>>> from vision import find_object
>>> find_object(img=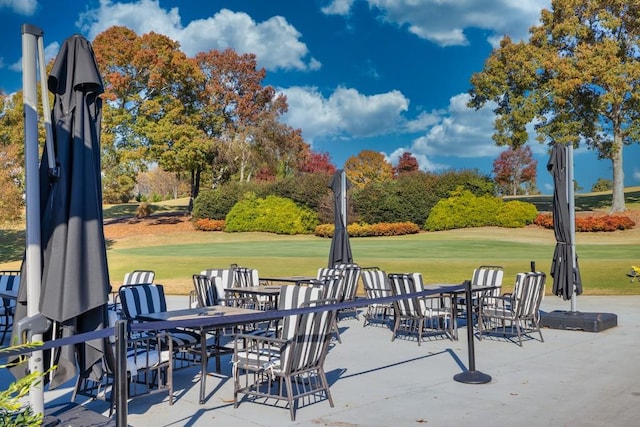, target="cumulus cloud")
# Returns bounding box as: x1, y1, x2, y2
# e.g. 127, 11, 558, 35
279, 86, 409, 141
77, 0, 319, 71
325, 0, 551, 47
0, 0, 38, 15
